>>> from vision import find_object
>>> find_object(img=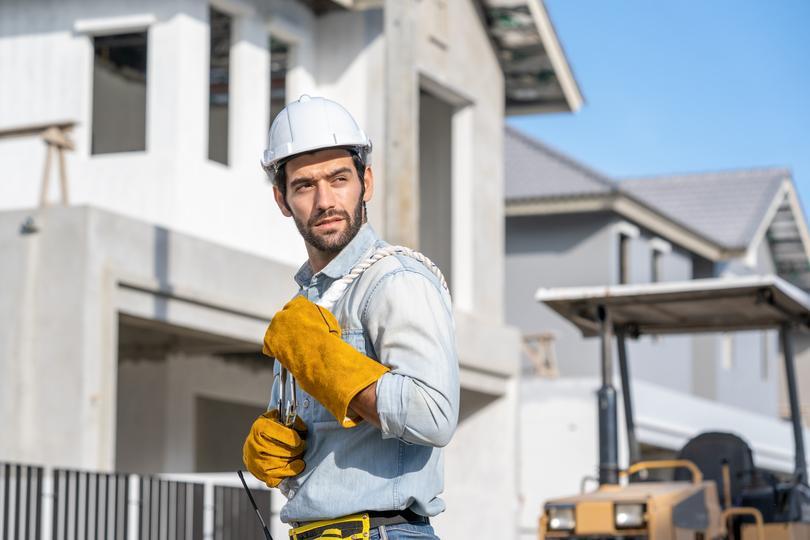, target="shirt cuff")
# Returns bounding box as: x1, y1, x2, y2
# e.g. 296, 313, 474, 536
375, 371, 408, 440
